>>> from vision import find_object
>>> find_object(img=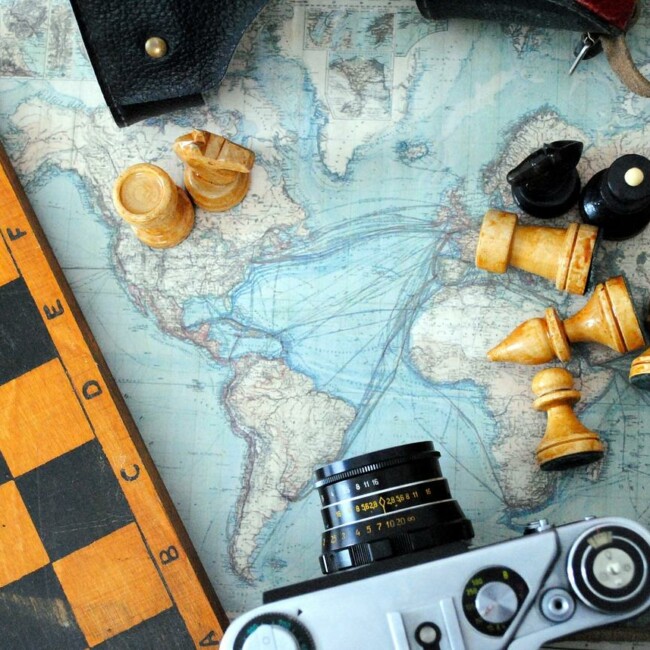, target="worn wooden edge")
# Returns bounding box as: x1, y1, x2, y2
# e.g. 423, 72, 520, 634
0, 142, 230, 634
